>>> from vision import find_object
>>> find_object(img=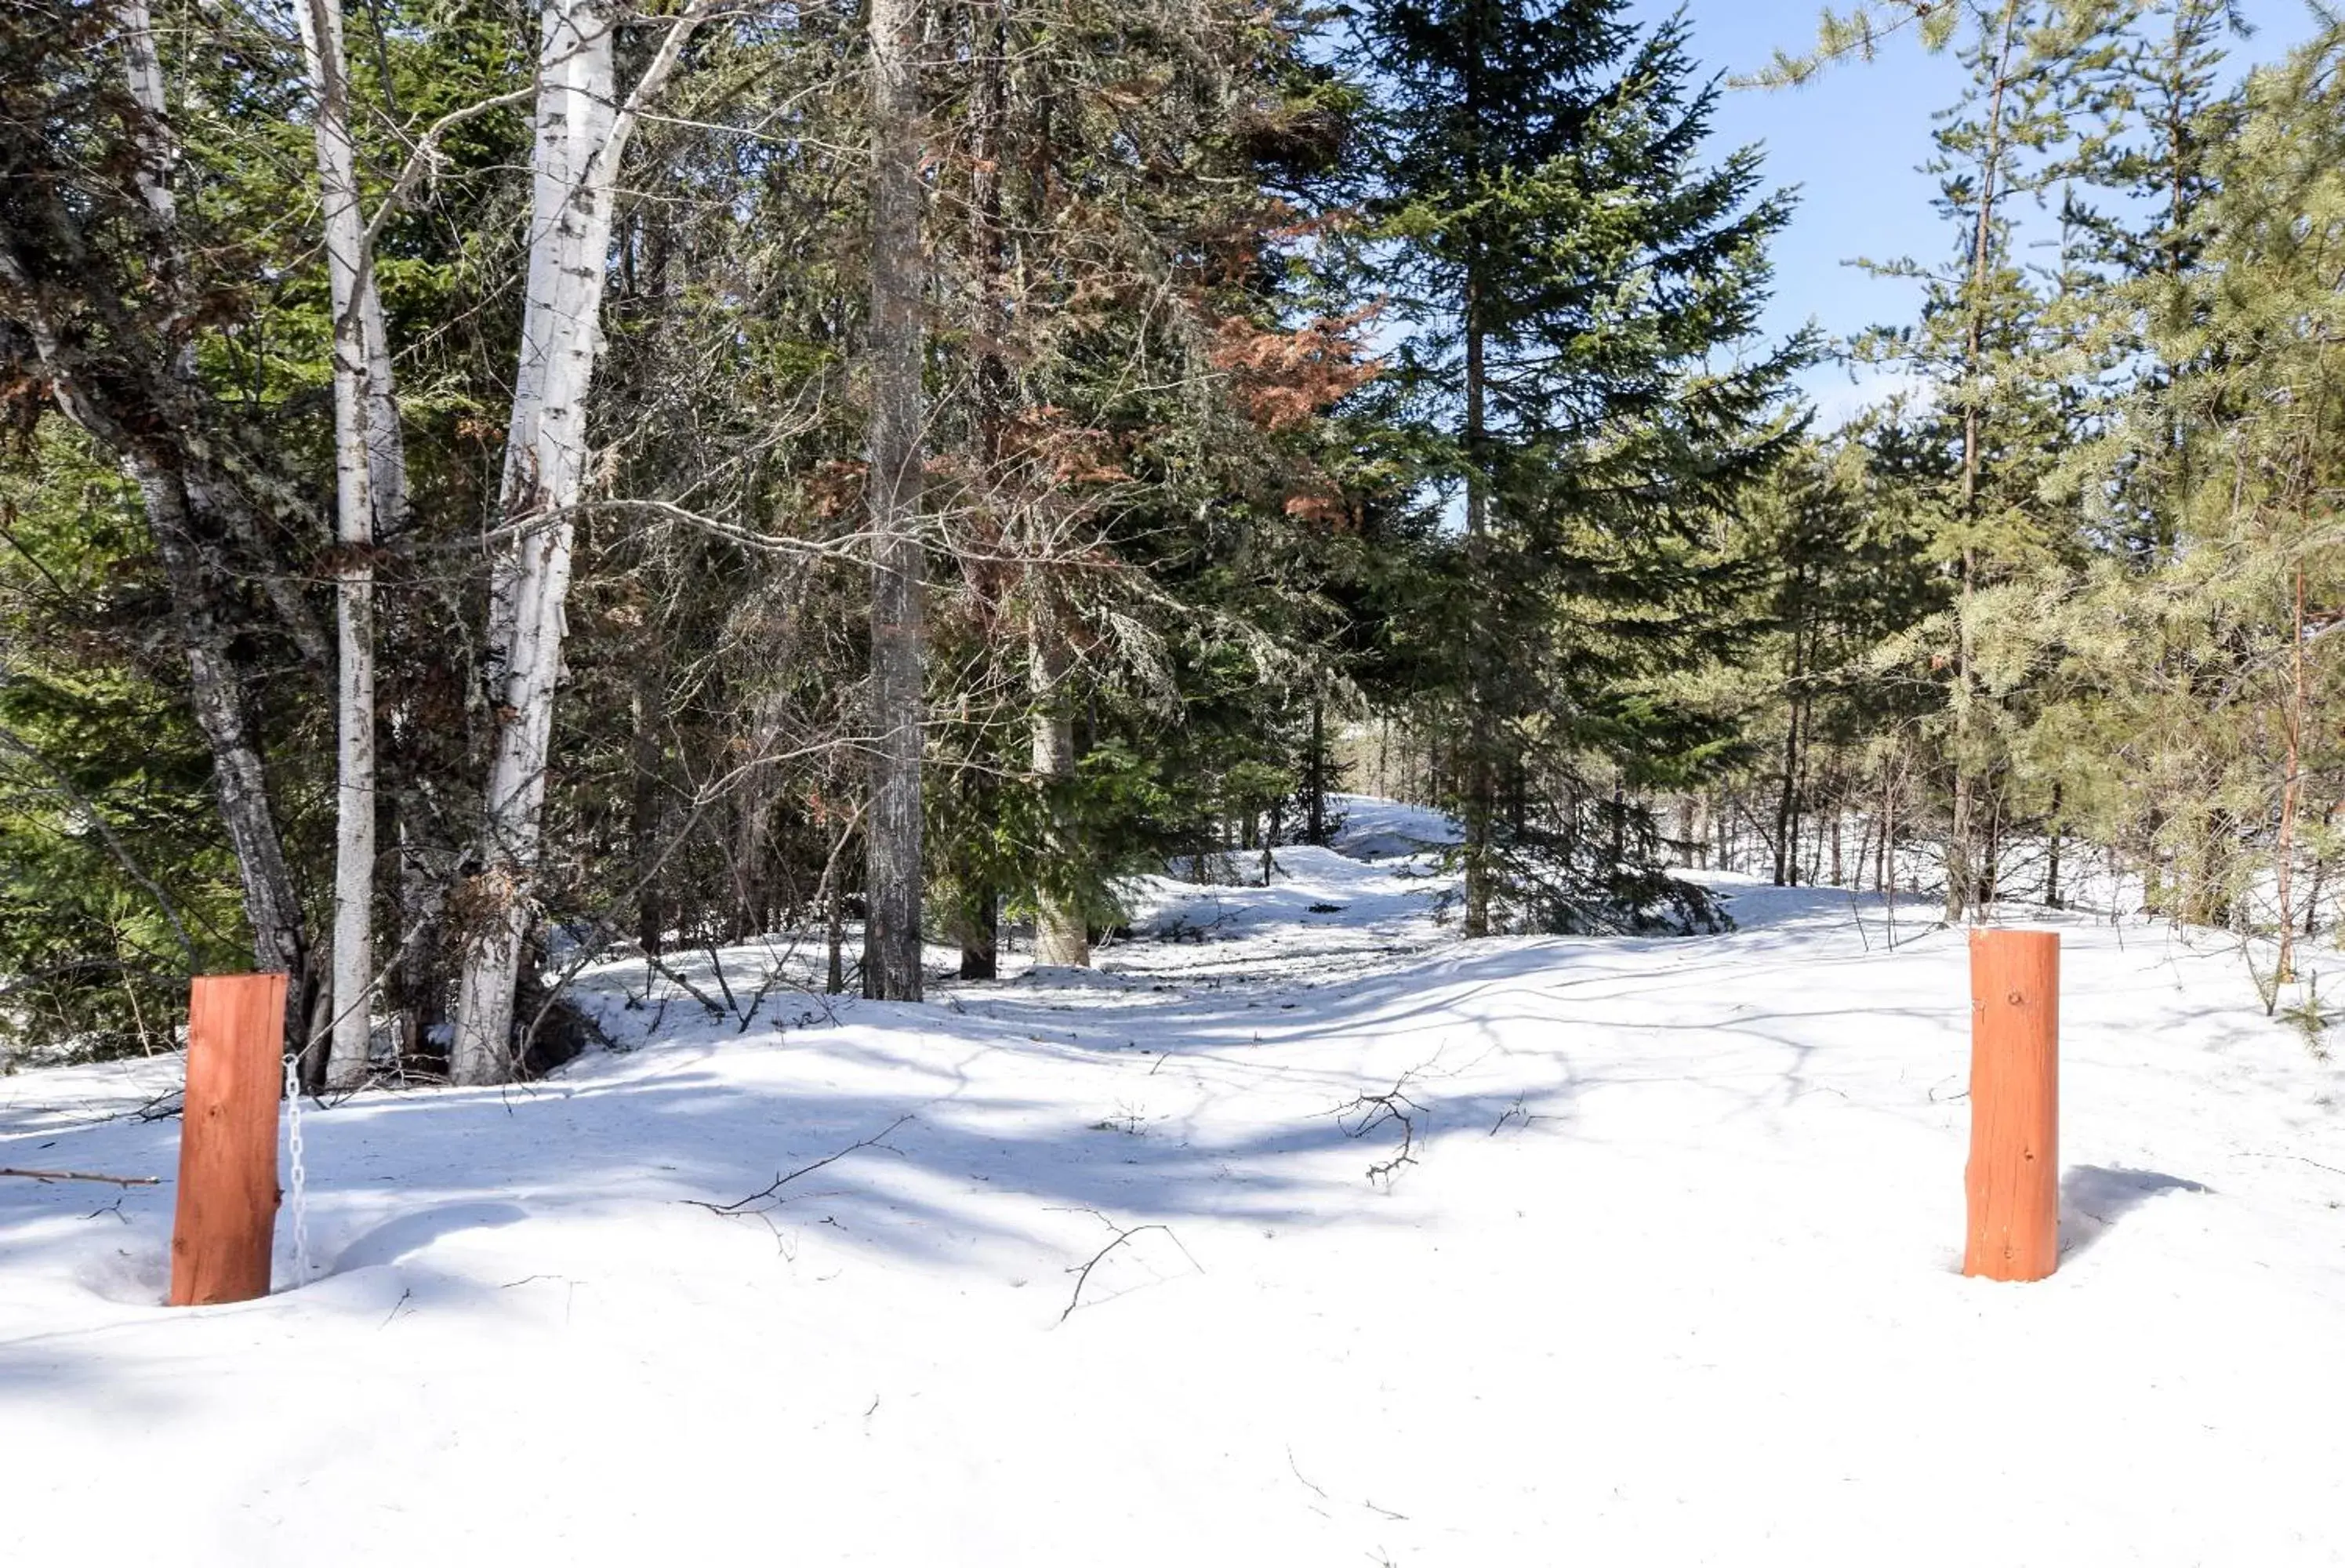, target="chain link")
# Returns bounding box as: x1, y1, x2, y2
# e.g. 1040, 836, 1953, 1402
282, 1054, 310, 1287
